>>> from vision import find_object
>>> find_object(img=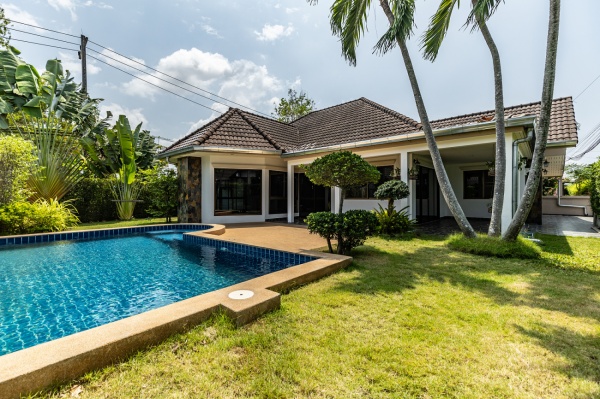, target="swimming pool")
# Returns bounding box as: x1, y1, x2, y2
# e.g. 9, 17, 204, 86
0, 227, 315, 356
